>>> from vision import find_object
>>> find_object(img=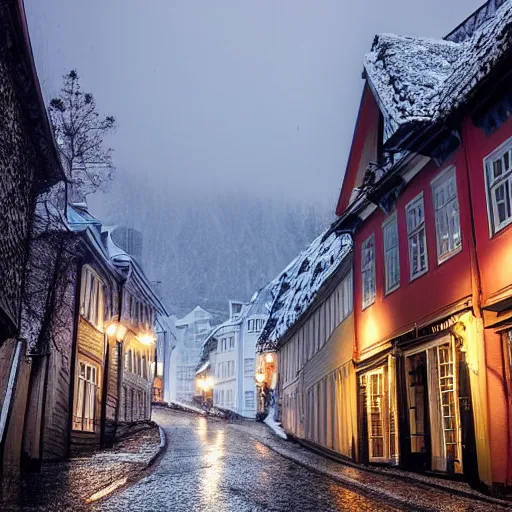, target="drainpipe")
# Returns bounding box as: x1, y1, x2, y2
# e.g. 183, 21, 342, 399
461, 121, 484, 317
461, 120, 492, 488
